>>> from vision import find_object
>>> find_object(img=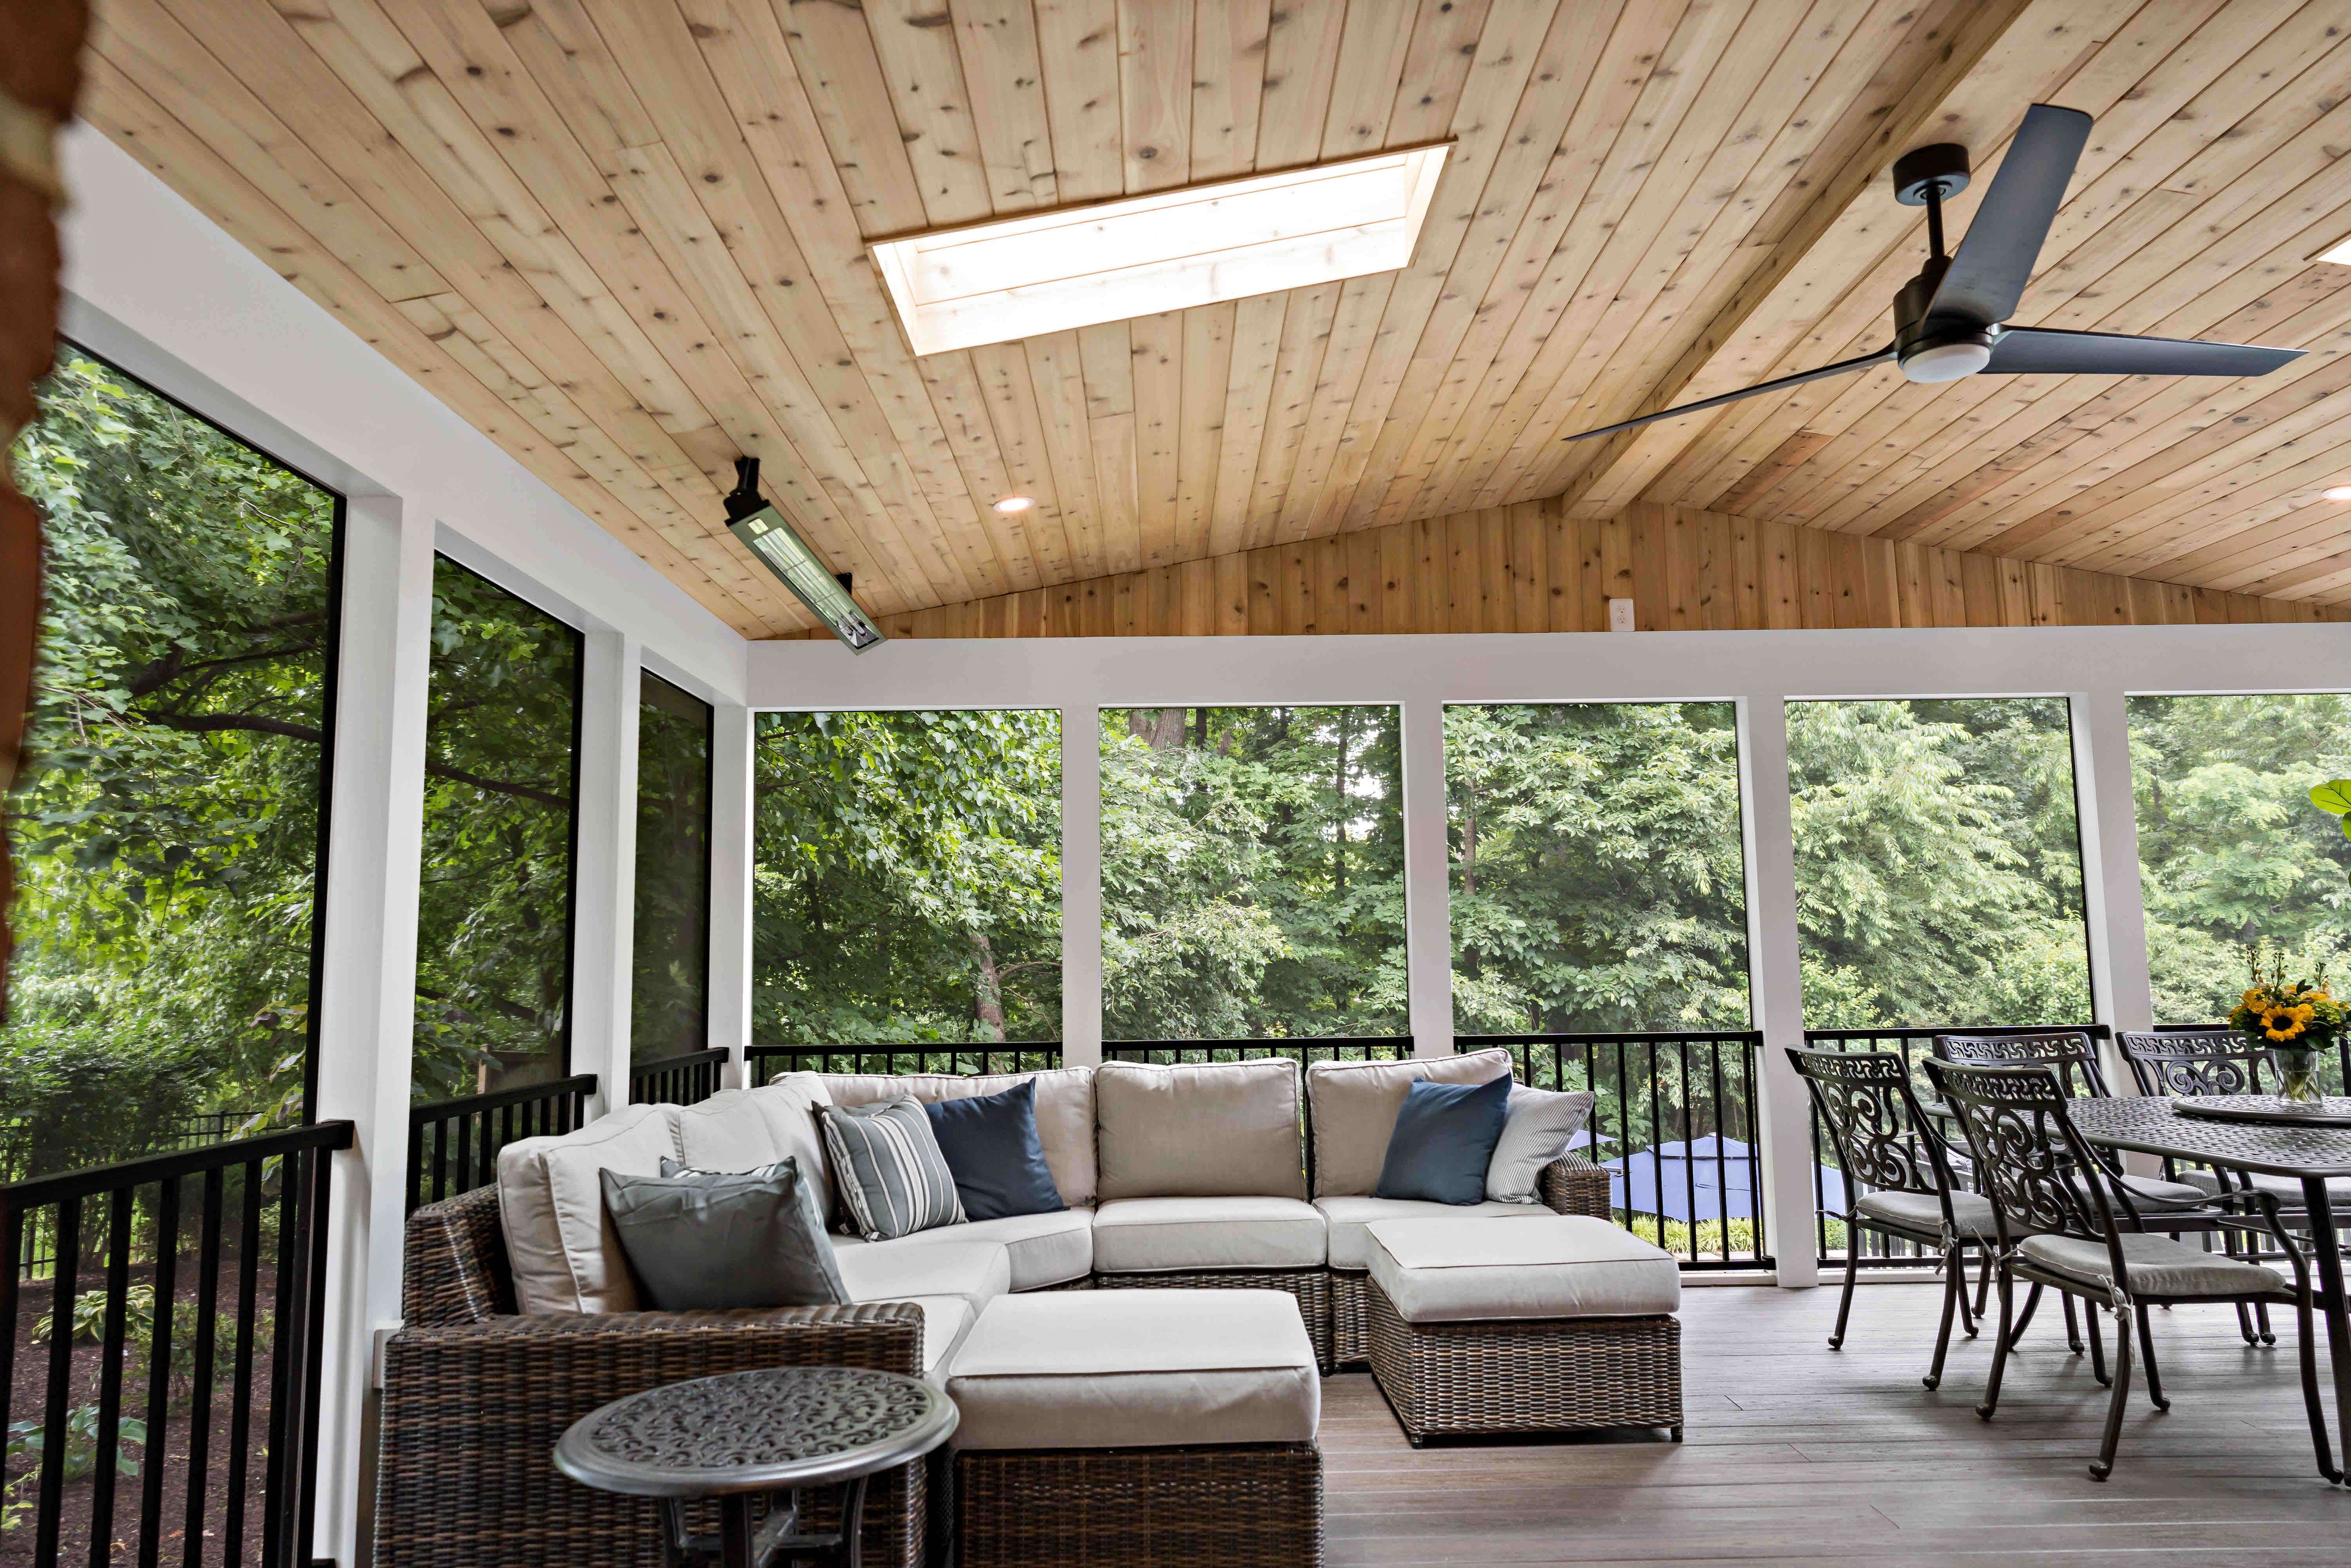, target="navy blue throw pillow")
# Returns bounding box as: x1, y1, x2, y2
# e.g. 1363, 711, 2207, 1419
924, 1080, 1067, 1221
1374, 1075, 1513, 1205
